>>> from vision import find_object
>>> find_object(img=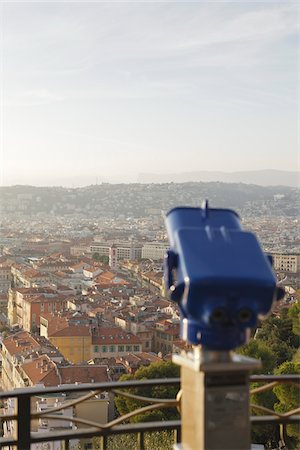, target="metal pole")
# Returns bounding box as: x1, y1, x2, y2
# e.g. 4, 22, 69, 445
17, 395, 31, 450
174, 348, 260, 450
